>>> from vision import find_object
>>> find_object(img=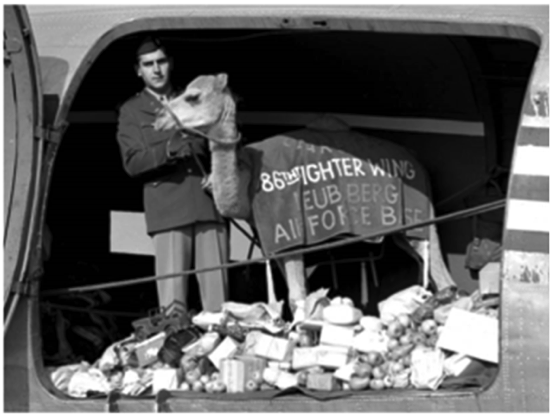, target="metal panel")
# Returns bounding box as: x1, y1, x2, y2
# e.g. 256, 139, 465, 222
25, 5, 547, 130
3, 6, 43, 316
